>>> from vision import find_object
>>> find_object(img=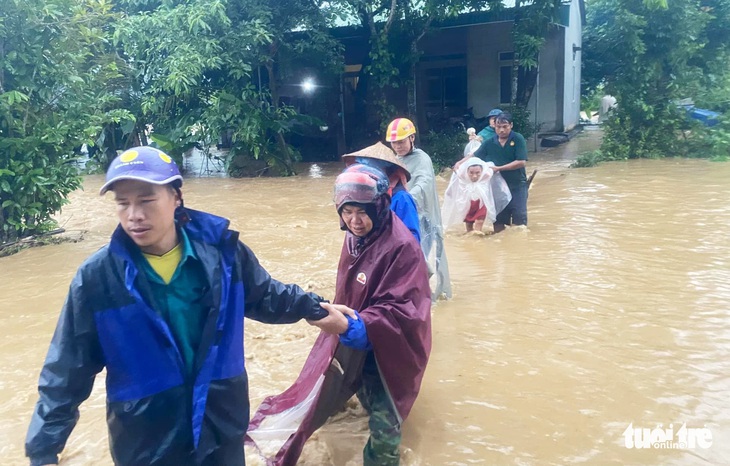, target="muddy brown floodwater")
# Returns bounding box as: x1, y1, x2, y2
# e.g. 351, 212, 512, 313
1, 130, 729, 465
